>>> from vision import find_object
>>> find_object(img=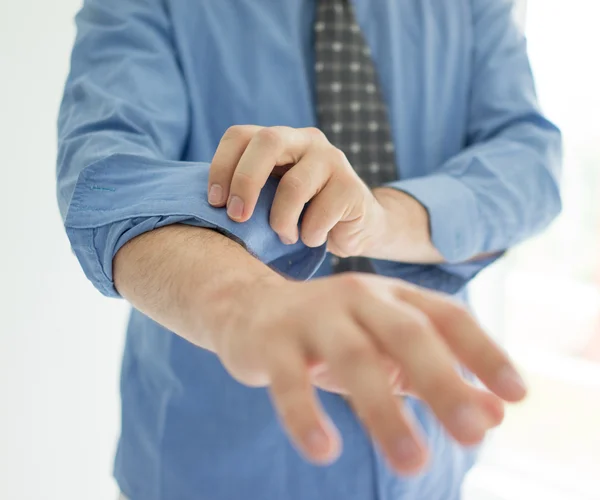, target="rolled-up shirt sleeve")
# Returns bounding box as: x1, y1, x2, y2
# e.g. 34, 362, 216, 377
386, 0, 562, 280
57, 0, 324, 298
